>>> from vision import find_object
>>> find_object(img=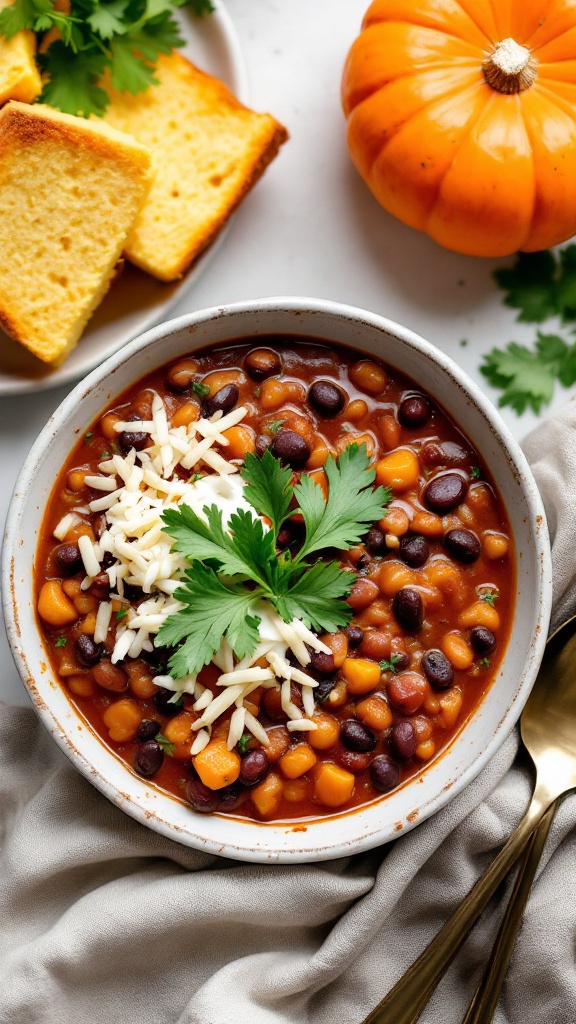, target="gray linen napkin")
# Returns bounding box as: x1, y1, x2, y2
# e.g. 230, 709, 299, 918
2, 401, 575, 1024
